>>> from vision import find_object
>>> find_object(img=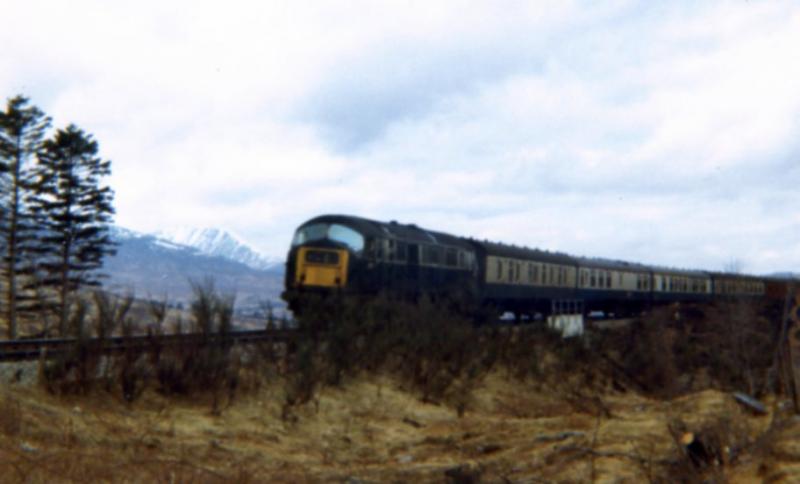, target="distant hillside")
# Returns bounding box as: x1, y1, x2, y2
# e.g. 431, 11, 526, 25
103, 227, 286, 315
